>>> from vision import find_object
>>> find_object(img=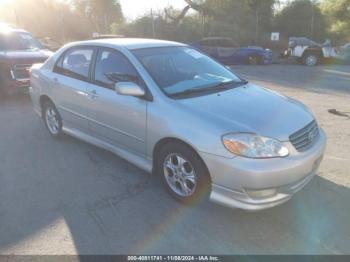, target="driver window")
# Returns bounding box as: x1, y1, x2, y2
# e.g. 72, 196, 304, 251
219, 39, 238, 48
94, 49, 140, 89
